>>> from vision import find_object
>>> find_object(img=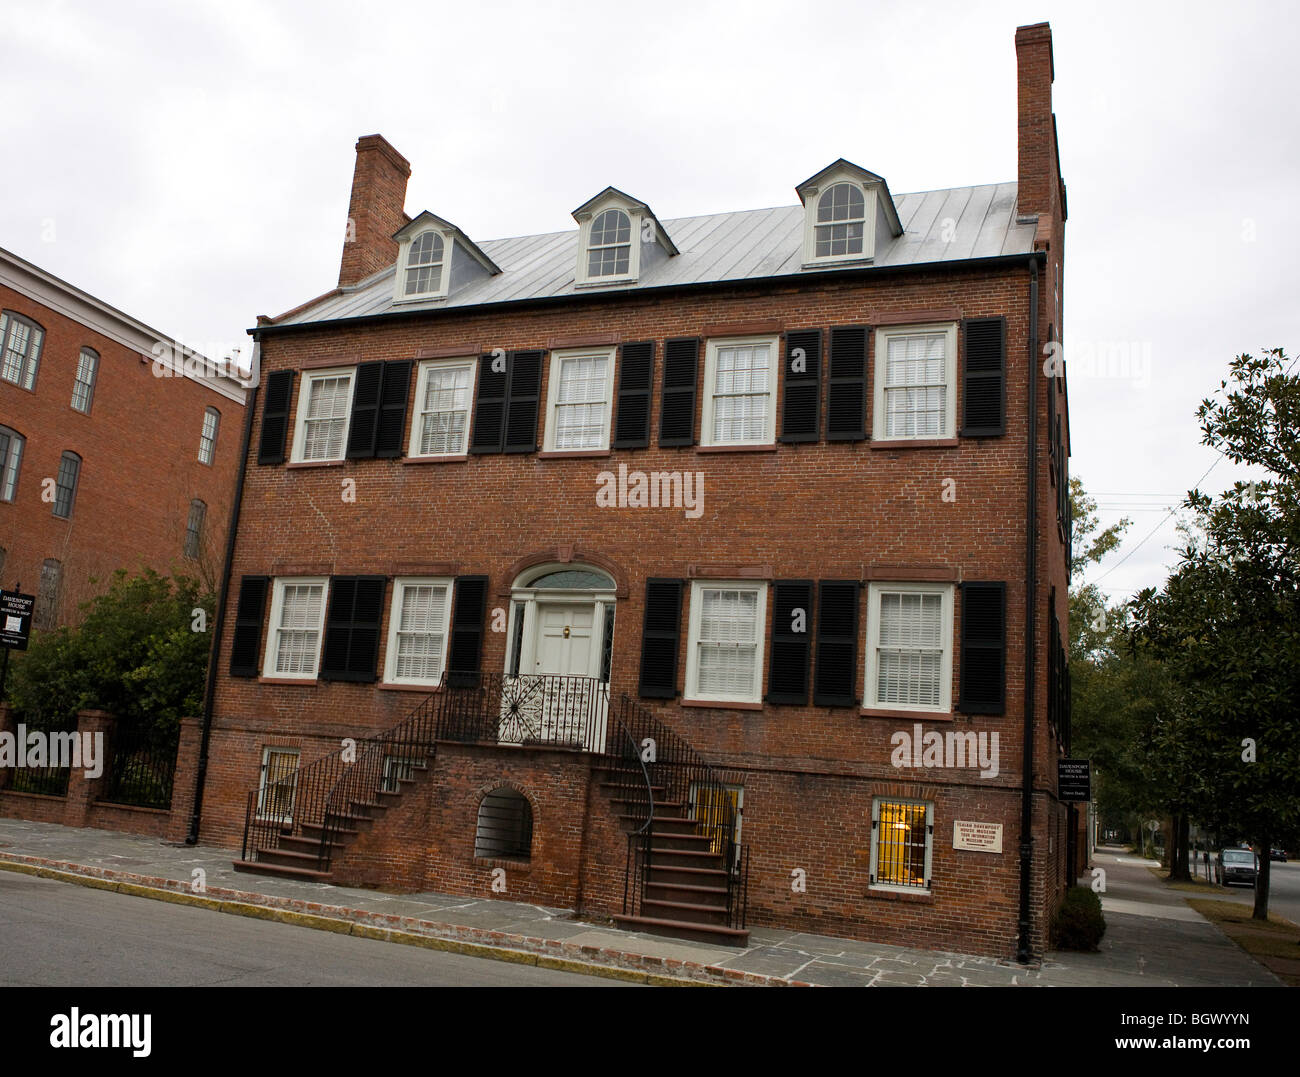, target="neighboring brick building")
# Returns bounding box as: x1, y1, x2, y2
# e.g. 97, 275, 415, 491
0, 249, 247, 625
203, 22, 1074, 959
